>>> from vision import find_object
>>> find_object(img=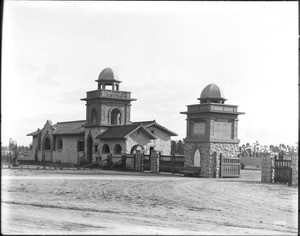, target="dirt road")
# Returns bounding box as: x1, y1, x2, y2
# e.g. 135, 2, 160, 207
1, 168, 298, 235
